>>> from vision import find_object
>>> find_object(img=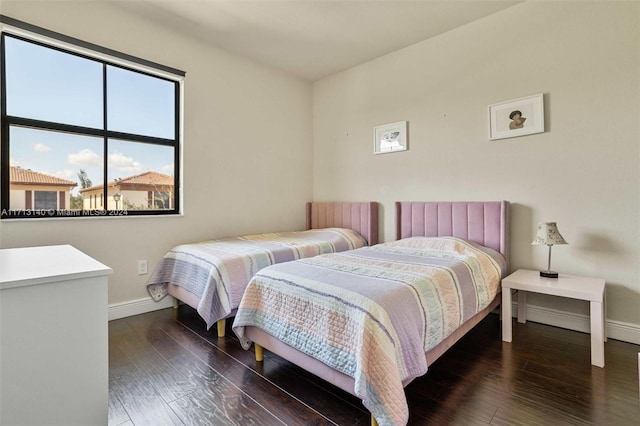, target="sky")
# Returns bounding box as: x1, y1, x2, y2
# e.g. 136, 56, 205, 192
5, 35, 177, 195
